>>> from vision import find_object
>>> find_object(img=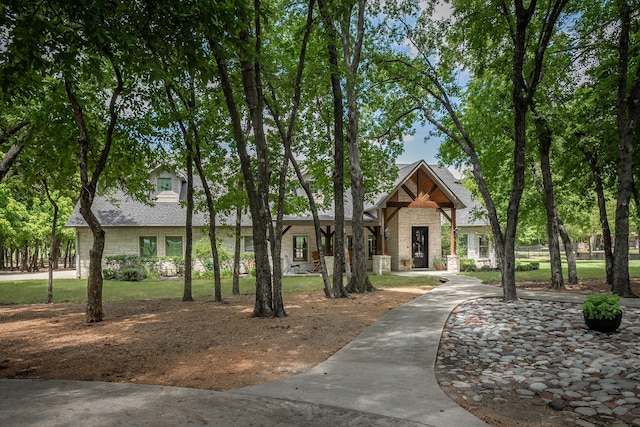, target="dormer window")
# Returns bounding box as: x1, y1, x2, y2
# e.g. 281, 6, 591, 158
157, 177, 172, 192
